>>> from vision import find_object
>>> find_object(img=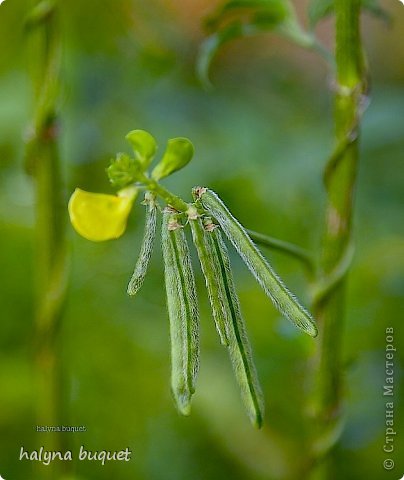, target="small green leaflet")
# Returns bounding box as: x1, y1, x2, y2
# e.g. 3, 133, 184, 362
151, 138, 194, 181
125, 129, 157, 170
